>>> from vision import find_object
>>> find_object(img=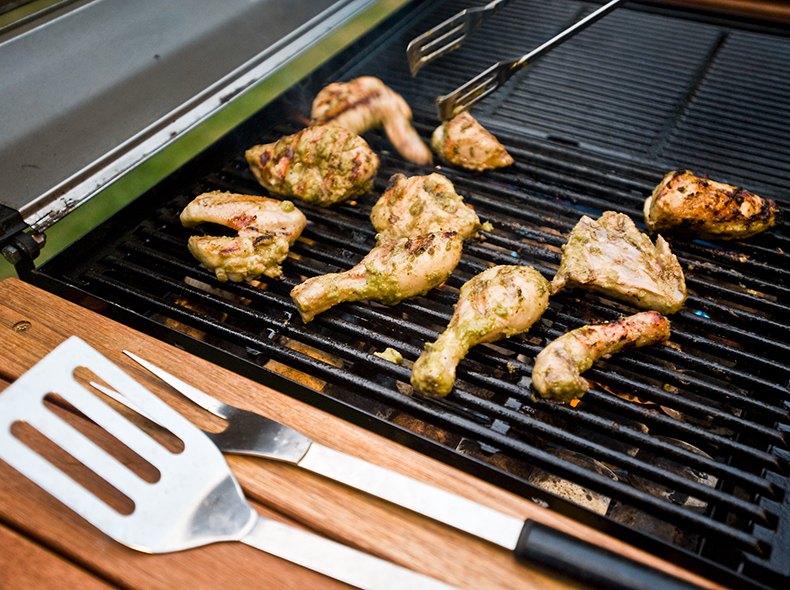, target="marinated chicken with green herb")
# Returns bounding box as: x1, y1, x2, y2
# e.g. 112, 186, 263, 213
431, 112, 513, 171
532, 311, 670, 402
552, 211, 687, 315
370, 173, 481, 239
644, 169, 778, 240
411, 265, 550, 397
290, 231, 464, 323
245, 124, 379, 206
181, 191, 307, 282
311, 76, 432, 166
